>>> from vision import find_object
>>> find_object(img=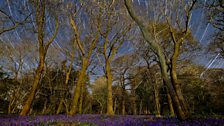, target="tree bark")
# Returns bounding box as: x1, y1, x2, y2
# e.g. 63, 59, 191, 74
56, 55, 74, 114
56, 99, 63, 114
170, 42, 189, 117
132, 96, 137, 115
69, 58, 88, 115
139, 99, 143, 115
154, 79, 161, 117
105, 59, 114, 115
159, 55, 186, 120
79, 77, 85, 114
132, 79, 137, 115
121, 88, 125, 115
20, 57, 44, 115
167, 87, 175, 116
114, 97, 117, 114
122, 99, 125, 115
